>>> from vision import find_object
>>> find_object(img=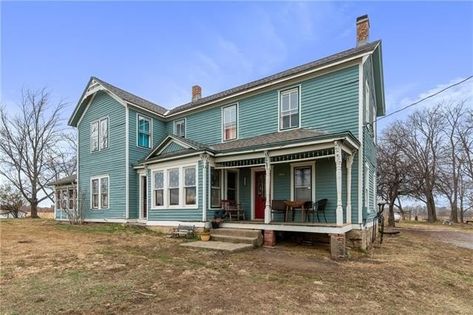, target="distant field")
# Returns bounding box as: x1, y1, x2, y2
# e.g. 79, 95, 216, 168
1, 219, 472, 314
